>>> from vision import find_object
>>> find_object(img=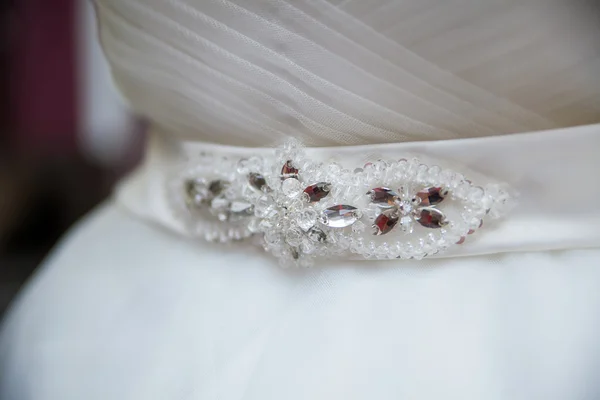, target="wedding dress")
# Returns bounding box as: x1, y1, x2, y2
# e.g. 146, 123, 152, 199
2, 1, 600, 399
